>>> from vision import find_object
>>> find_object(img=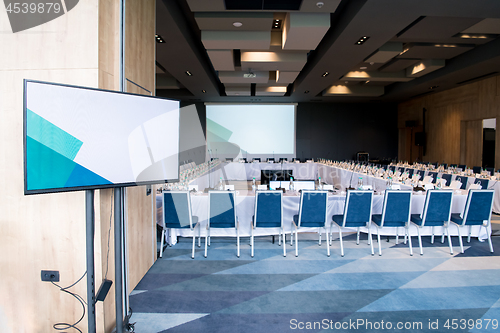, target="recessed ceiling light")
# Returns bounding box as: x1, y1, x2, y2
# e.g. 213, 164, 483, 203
360, 66, 367, 70
322, 72, 329, 77
202, 90, 206, 93
155, 34, 165, 43
233, 22, 243, 27
304, 90, 310, 94
355, 36, 370, 45
185, 71, 192, 76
